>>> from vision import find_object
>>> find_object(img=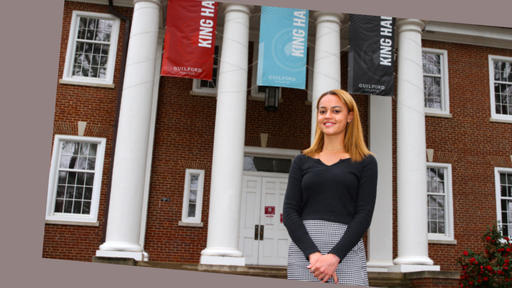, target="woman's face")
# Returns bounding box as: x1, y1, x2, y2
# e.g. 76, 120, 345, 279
317, 94, 353, 137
